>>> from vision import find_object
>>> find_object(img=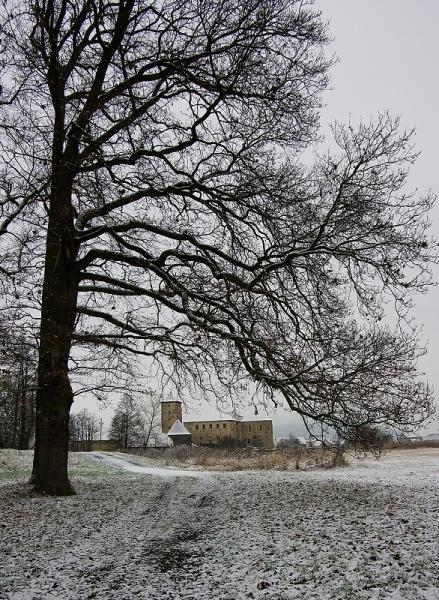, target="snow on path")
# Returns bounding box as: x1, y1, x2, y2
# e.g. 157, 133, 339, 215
88, 451, 209, 479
